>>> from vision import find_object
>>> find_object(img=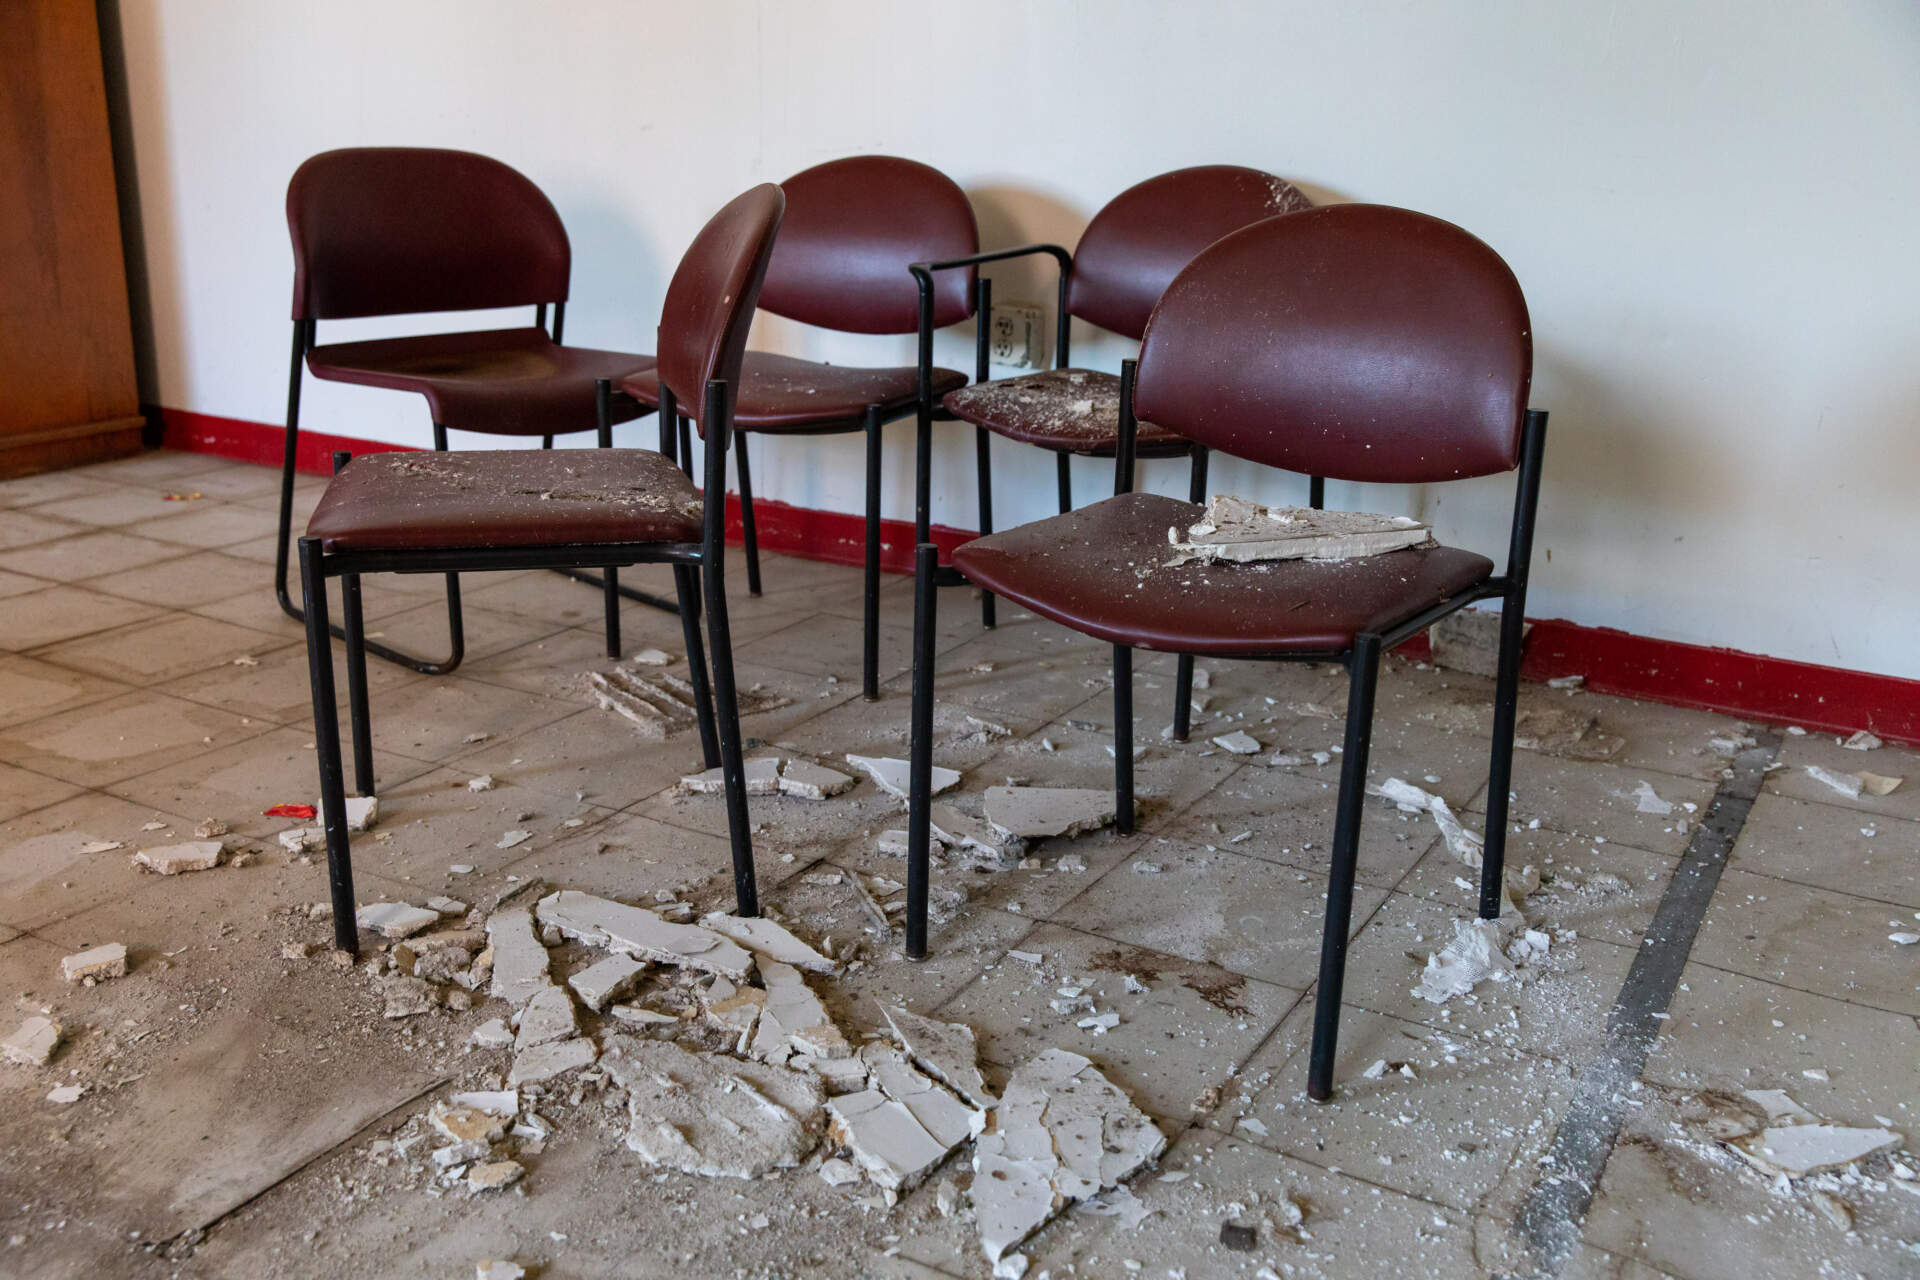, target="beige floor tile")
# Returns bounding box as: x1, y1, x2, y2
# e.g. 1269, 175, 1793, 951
0, 760, 82, 823
0, 468, 116, 507
75, 449, 232, 486
104, 725, 434, 845
1476, 755, 1718, 856
0, 585, 166, 652
0, 652, 133, 731
1766, 731, 1920, 823
0, 529, 191, 581
910, 635, 1114, 728
37, 614, 290, 686
1732, 791, 1920, 909
28, 486, 204, 528
498, 809, 802, 915
155, 637, 412, 726
1644, 961, 1920, 1131
351, 674, 579, 766
158, 465, 283, 500
1690, 866, 1920, 1016
1397, 828, 1678, 948
188, 584, 313, 639
124, 502, 281, 549
1212, 1000, 1579, 1214
0, 567, 50, 599
0, 690, 268, 788
935, 920, 1302, 1121
358, 596, 561, 665
1337, 890, 1642, 1064
1055, 839, 1391, 990
0, 790, 197, 928
82, 549, 278, 609
738, 609, 915, 684
0, 507, 85, 551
